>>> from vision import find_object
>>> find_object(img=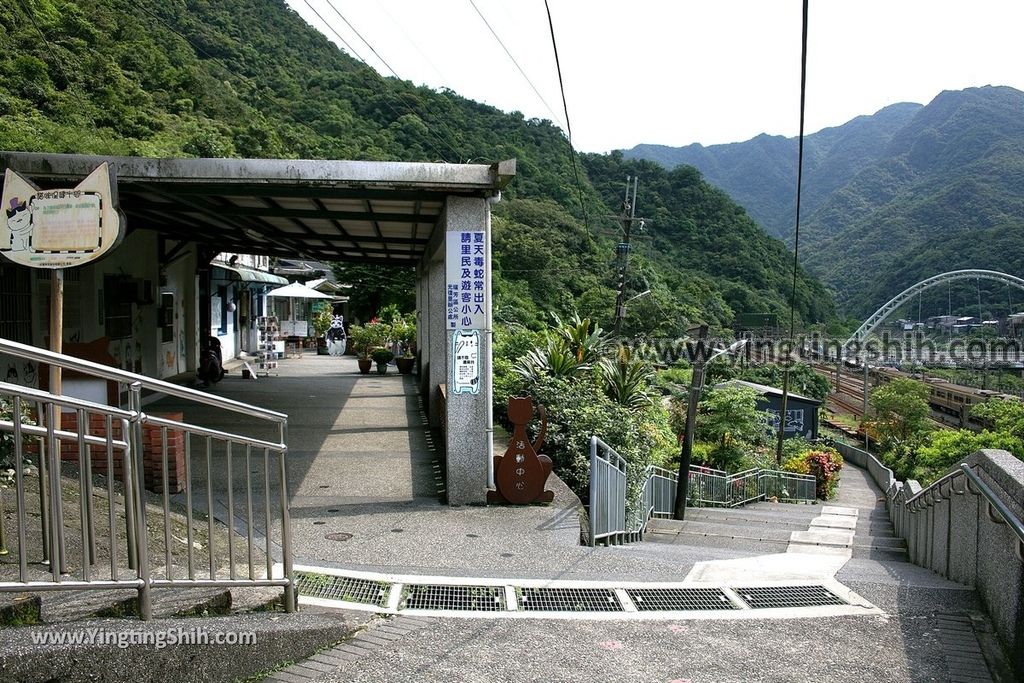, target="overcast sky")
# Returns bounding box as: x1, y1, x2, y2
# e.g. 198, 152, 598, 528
285, 0, 1024, 153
